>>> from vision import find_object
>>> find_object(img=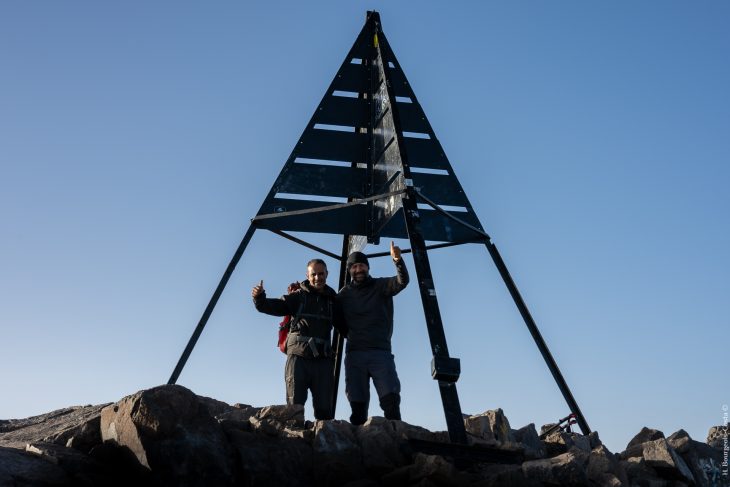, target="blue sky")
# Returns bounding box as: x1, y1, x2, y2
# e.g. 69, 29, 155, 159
1, 2, 728, 453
